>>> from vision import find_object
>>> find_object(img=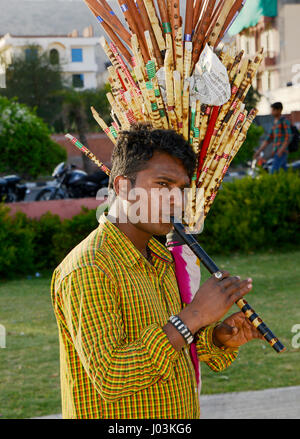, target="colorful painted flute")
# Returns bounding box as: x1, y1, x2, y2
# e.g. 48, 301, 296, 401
65, 134, 111, 176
